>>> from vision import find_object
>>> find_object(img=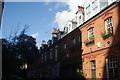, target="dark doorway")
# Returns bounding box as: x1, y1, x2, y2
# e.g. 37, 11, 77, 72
91, 60, 96, 79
